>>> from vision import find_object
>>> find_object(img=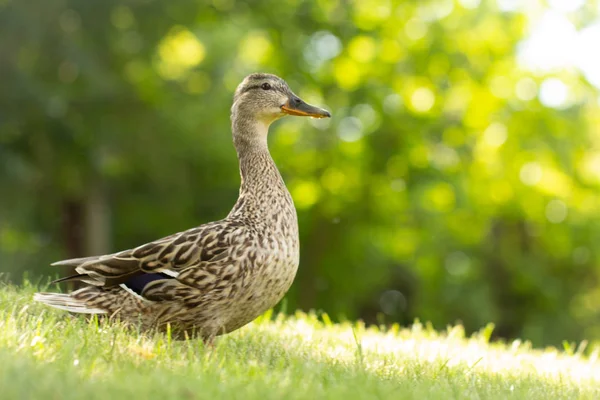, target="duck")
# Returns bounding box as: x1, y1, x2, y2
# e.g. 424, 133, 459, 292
34, 73, 331, 341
